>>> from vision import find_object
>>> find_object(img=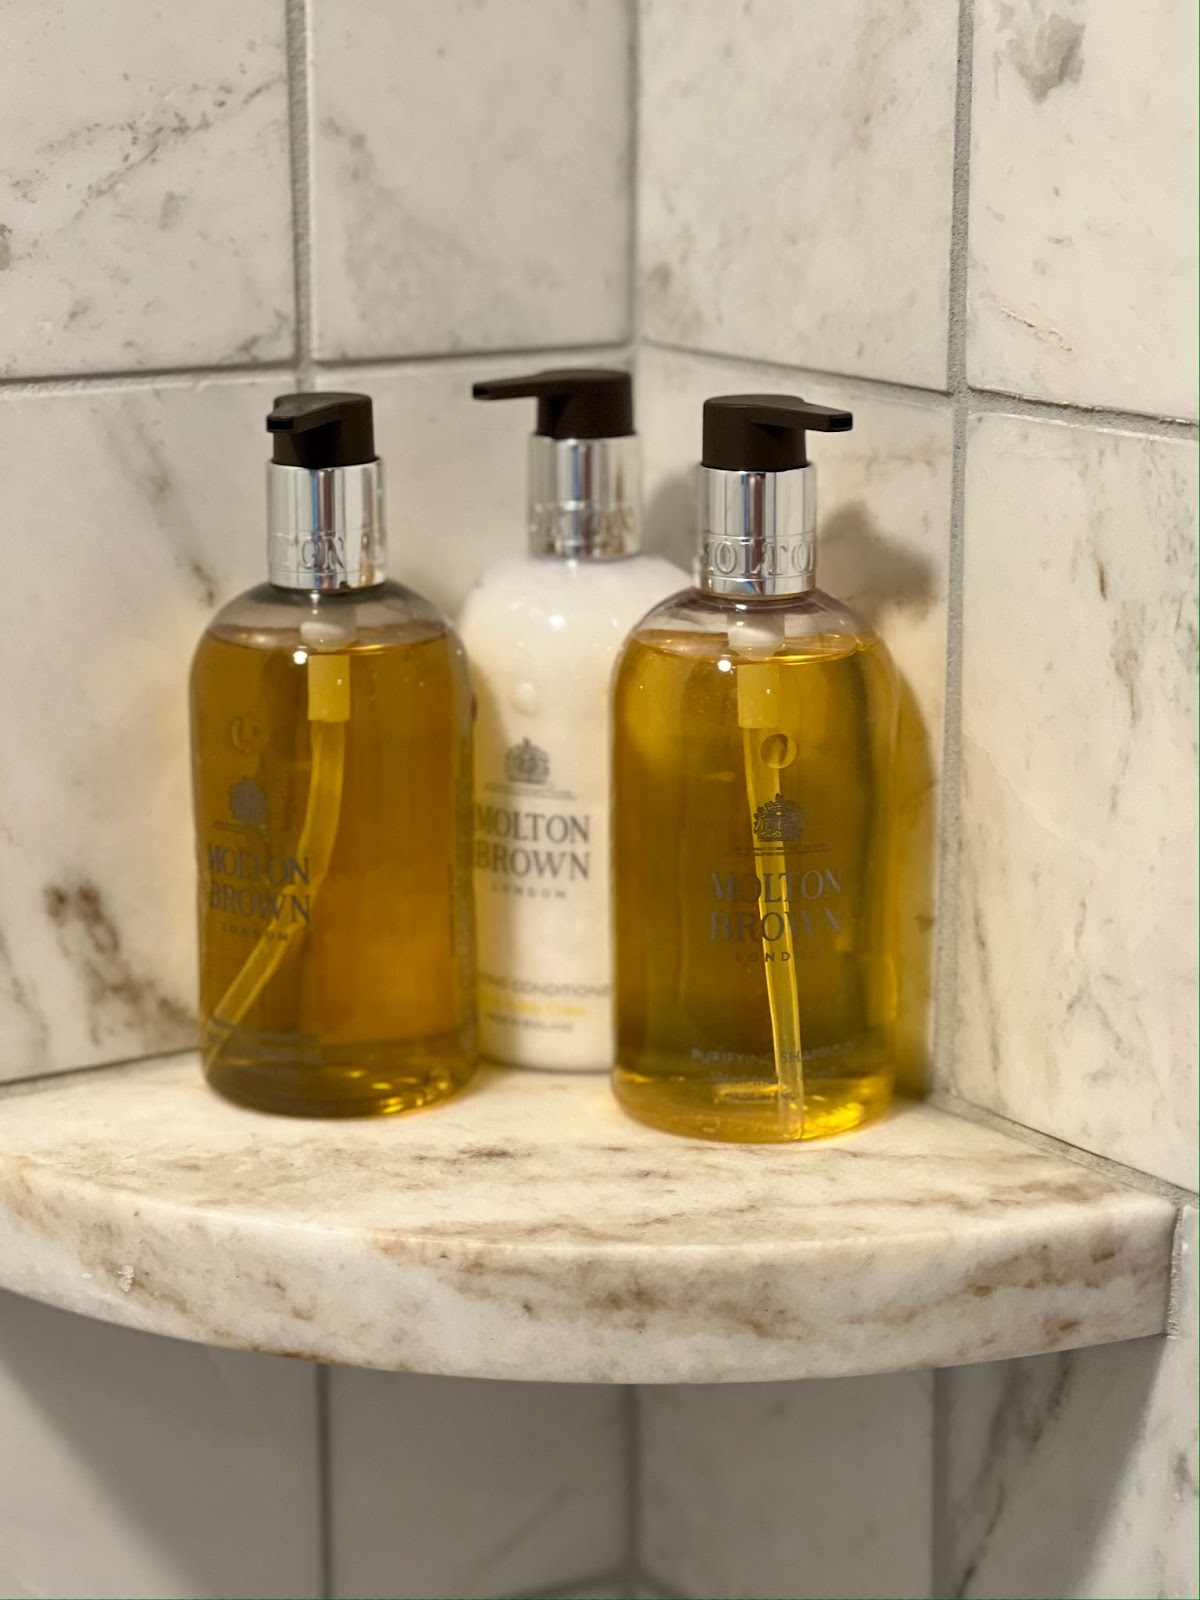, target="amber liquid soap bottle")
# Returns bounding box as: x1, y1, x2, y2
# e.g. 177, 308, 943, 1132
190, 393, 476, 1116
612, 395, 899, 1142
